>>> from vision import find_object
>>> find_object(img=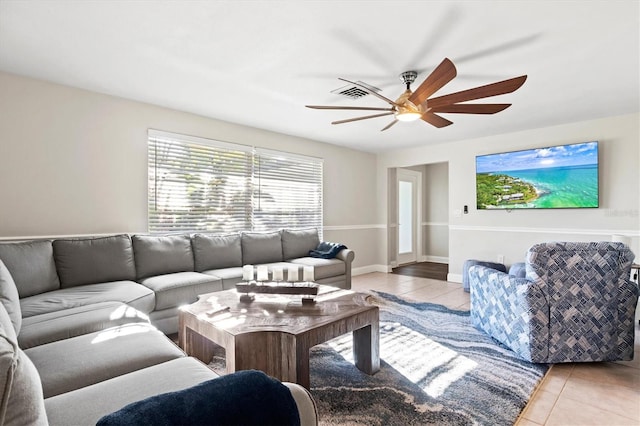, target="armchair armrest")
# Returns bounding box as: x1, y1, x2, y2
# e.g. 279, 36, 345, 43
469, 265, 549, 362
